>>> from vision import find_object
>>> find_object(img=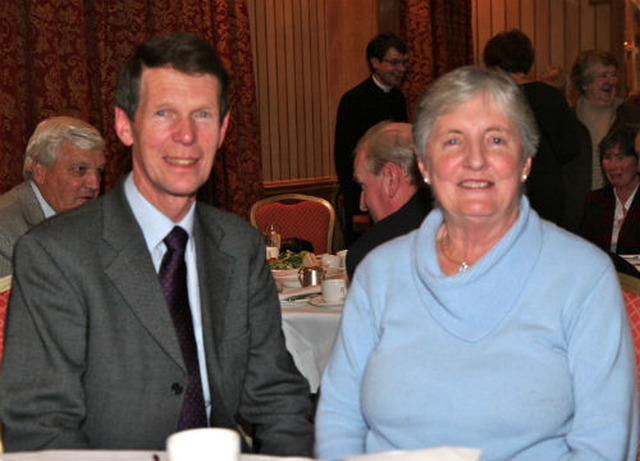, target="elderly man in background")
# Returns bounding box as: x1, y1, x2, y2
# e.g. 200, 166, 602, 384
0, 116, 105, 277
334, 33, 409, 247
345, 121, 432, 280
